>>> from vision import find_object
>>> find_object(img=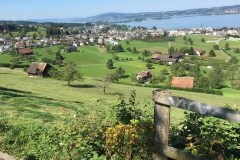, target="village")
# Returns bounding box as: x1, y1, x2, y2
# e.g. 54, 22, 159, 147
0, 23, 240, 91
